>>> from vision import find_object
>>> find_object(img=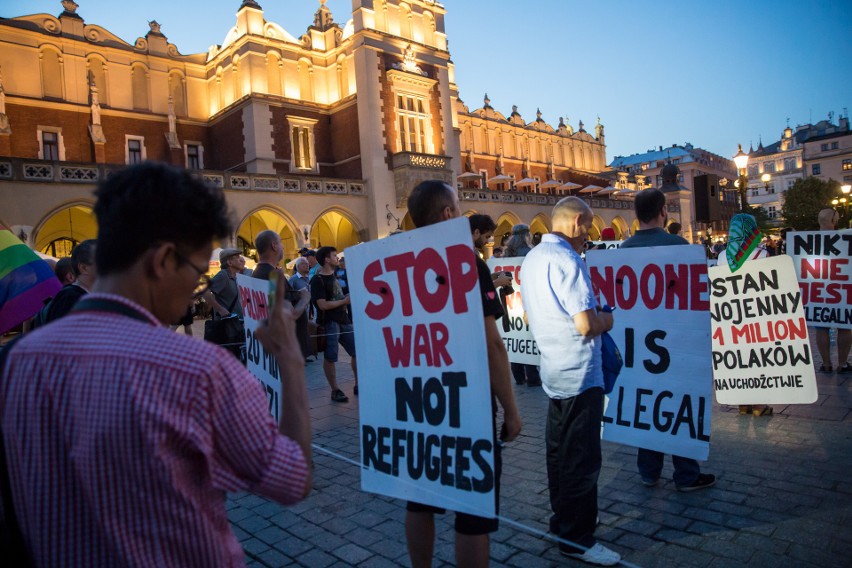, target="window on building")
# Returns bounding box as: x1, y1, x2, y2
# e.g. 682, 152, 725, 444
128, 140, 142, 164
764, 161, 776, 173
821, 143, 829, 151
812, 164, 821, 175
479, 168, 488, 189
787, 179, 796, 189
768, 206, 777, 219
125, 136, 146, 165
185, 143, 203, 170
748, 165, 759, 177
42, 131, 59, 161
397, 94, 428, 153
751, 188, 759, 197
784, 157, 797, 171
843, 159, 851, 171
292, 126, 312, 169
286, 115, 318, 173
37, 127, 65, 161
831, 142, 839, 150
